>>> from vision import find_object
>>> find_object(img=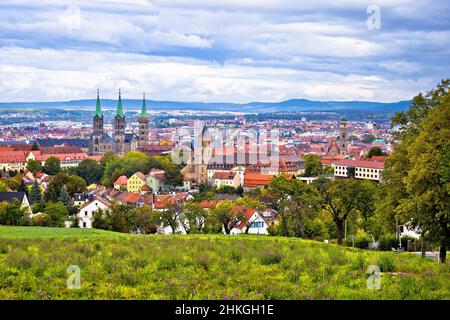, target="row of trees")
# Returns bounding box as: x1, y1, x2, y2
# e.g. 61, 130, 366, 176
0, 200, 69, 227
92, 196, 264, 236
